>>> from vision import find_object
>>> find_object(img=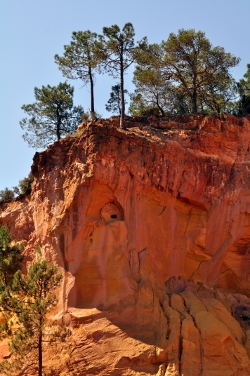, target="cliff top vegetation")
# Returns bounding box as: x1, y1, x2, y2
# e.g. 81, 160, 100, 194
19, 24, 250, 147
